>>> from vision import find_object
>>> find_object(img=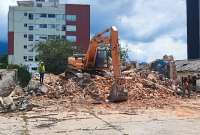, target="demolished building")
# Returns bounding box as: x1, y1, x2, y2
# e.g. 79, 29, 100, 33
176, 60, 200, 90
